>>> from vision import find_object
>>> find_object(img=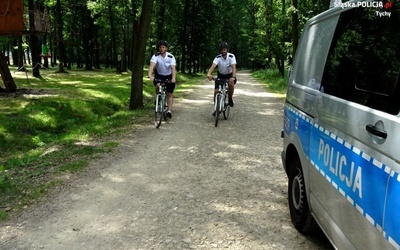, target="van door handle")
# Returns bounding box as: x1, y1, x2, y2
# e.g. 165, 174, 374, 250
366, 124, 387, 139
